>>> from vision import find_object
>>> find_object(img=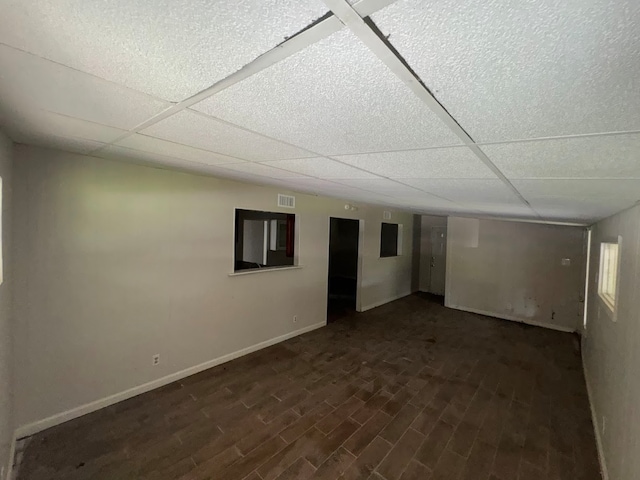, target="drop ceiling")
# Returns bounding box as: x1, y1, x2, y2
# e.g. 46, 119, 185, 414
1, 0, 639, 223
